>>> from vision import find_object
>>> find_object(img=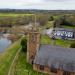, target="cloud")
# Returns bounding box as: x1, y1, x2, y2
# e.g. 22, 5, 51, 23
42, 0, 74, 3
21, 0, 75, 10
0, 0, 75, 10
